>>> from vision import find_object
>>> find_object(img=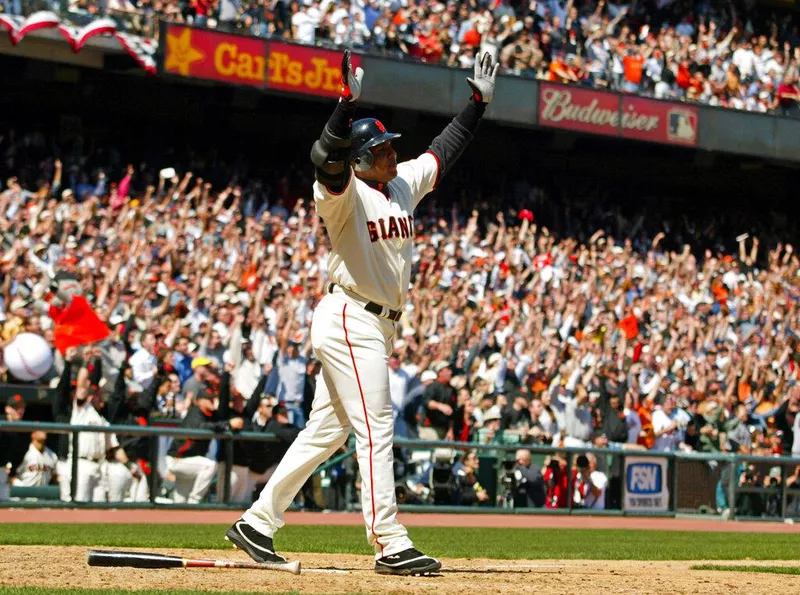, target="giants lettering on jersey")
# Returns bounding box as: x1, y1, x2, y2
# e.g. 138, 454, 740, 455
366, 215, 414, 243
